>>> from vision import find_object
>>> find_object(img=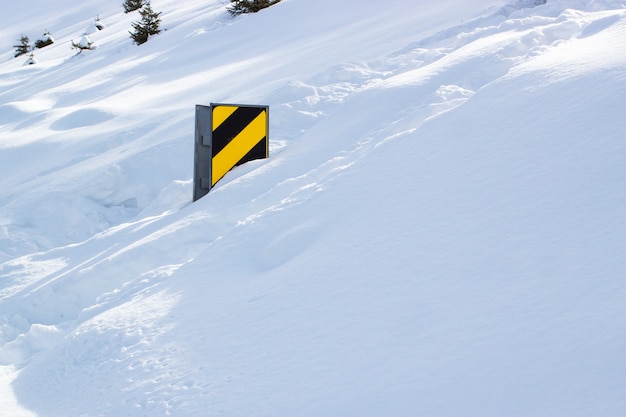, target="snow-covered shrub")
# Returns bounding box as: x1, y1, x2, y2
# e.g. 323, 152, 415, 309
227, 0, 282, 16
71, 34, 95, 53
85, 16, 106, 35
95, 16, 106, 31
24, 53, 37, 65
129, 2, 161, 45
34, 31, 54, 49
13, 35, 31, 57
